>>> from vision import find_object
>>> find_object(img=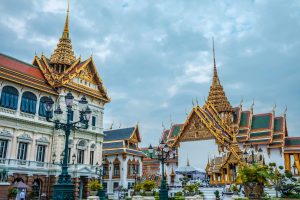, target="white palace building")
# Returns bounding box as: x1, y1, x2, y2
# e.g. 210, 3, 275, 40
0, 3, 110, 199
